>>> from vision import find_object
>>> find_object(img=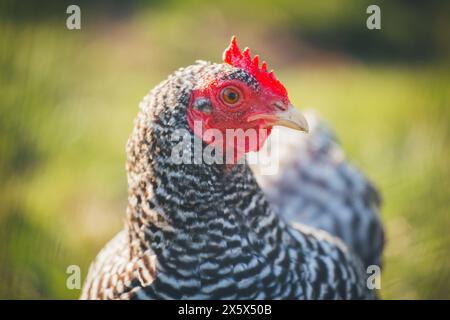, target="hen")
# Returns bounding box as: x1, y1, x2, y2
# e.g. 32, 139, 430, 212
81, 37, 382, 300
